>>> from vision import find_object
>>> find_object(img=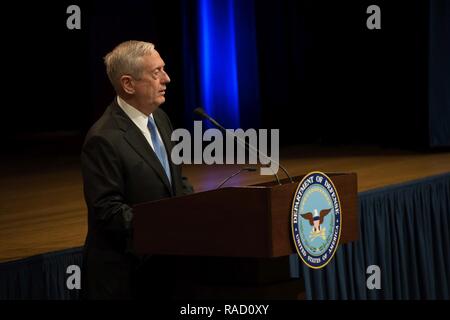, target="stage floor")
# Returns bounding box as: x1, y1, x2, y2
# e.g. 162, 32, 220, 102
1, 144, 450, 263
